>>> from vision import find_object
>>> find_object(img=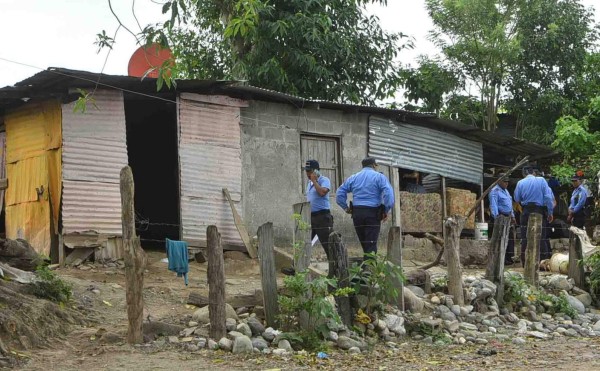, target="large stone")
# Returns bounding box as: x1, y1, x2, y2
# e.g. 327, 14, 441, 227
227, 331, 245, 339
441, 311, 457, 322
237, 323, 253, 338
407, 285, 425, 297
566, 295, 586, 314
384, 314, 405, 335
193, 304, 238, 323
252, 337, 269, 350
278, 339, 293, 352
262, 327, 278, 342
527, 331, 549, 339
348, 347, 361, 354
459, 323, 478, 331
226, 318, 237, 332
450, 305, 461, 316
444, 320, 460, 333
218, 337, 233, 351
247, 317, 266, 336
549, 275, 574, 291
208, 339, 219, 350
232, 336, 253, 354
337, 336, 367, 351
593, 320, 600, 332
576, 293, 593, 308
